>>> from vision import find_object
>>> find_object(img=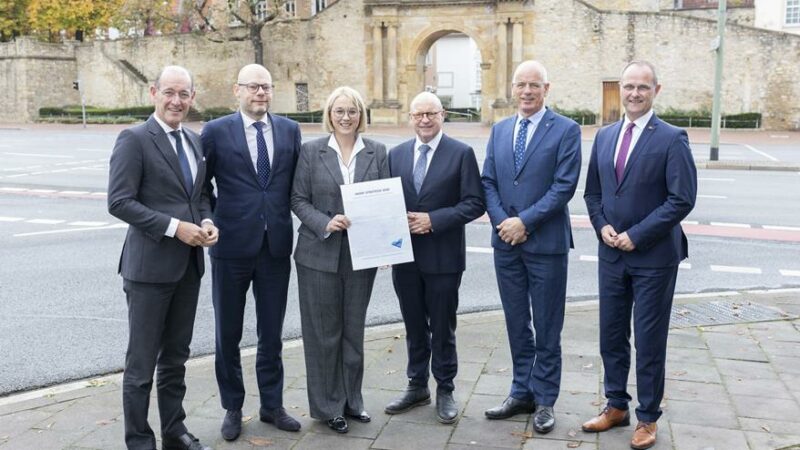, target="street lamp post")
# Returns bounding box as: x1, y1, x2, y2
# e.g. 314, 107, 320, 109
709, 0, 727, 161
